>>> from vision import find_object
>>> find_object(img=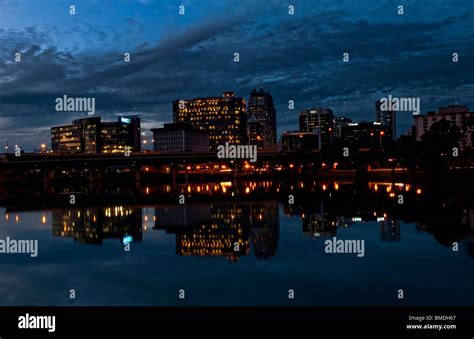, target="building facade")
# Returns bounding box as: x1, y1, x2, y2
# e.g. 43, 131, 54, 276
151, 123, 209, 152
51, 122, 84, 154
281, 131, 319, 152
173, 92, 247, 151
333, 116, 353, 139
299, 108, 334, 149
375, 100, 397, 140
246, 114, 264, 150
100, 116, 141, 153
52, 207, 142, 245
340, 122, 392, 149
51, 116, 141, 154
246, 88, 277, 150
413, 104, 473, 149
